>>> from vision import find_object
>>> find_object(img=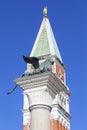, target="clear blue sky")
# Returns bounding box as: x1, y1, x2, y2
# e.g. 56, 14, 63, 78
0, 0, 87, 130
